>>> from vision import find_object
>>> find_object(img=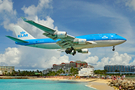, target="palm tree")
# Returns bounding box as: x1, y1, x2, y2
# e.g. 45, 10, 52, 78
66, 70, 68, 73
4, 71, 7, 75
12, 70, 16, 76
70, 67, 78, 76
